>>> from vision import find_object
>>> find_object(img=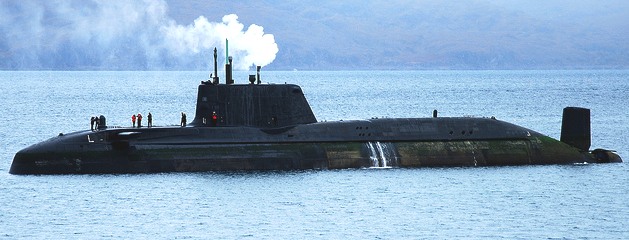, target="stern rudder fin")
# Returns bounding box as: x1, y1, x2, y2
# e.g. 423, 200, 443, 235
560, 107, 591, 151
